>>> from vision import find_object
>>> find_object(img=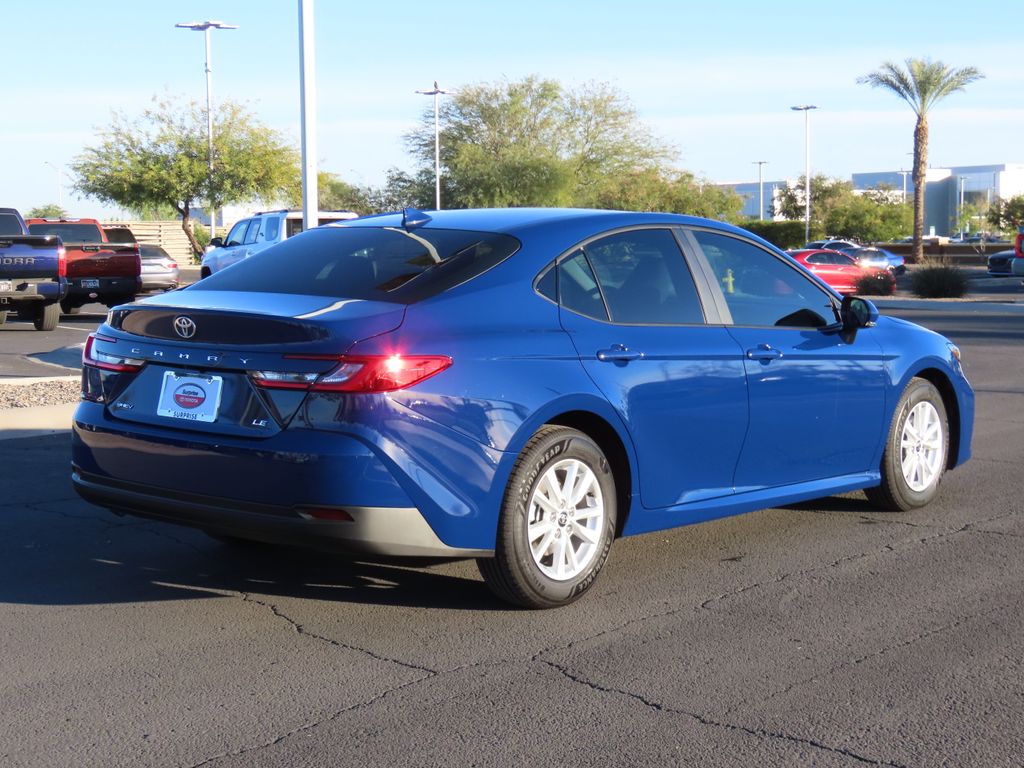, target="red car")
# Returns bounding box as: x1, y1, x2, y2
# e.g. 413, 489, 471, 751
789, 248, 893, 295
